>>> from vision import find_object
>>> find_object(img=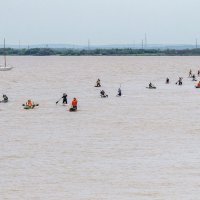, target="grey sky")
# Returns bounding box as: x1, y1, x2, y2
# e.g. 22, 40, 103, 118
0, 0, 200, 45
